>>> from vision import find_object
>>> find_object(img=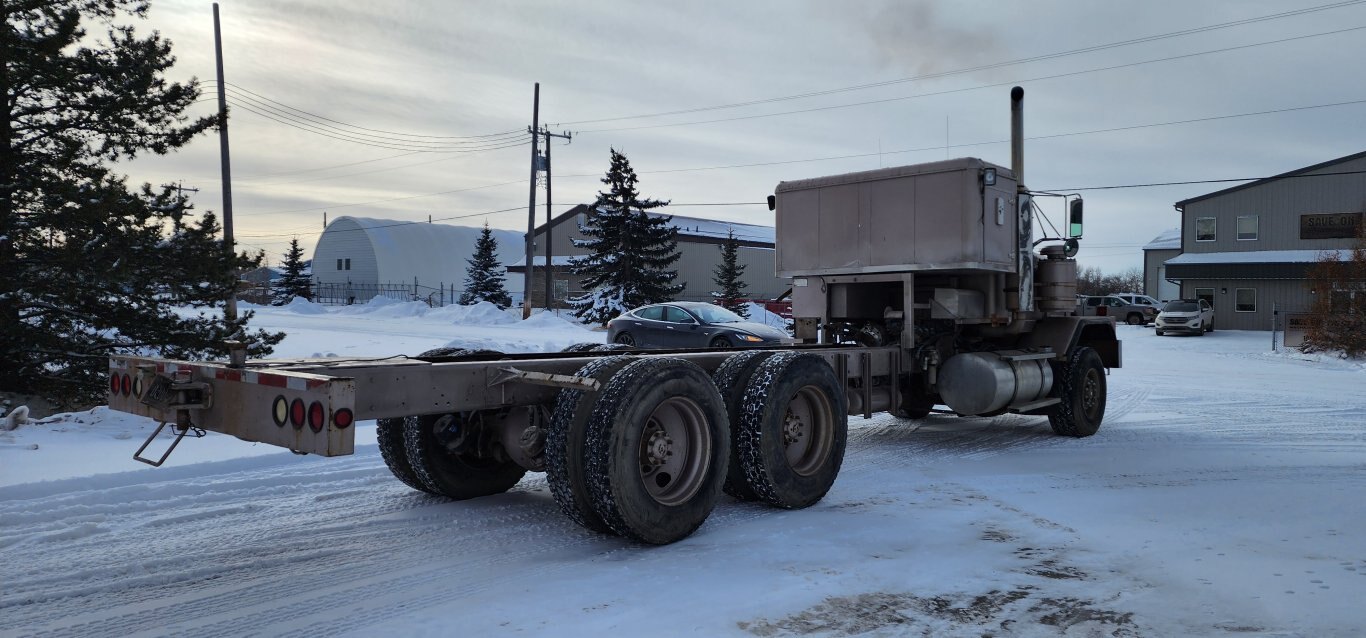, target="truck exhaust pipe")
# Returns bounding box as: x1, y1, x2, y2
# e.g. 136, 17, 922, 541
1010, 86, 1024, 187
